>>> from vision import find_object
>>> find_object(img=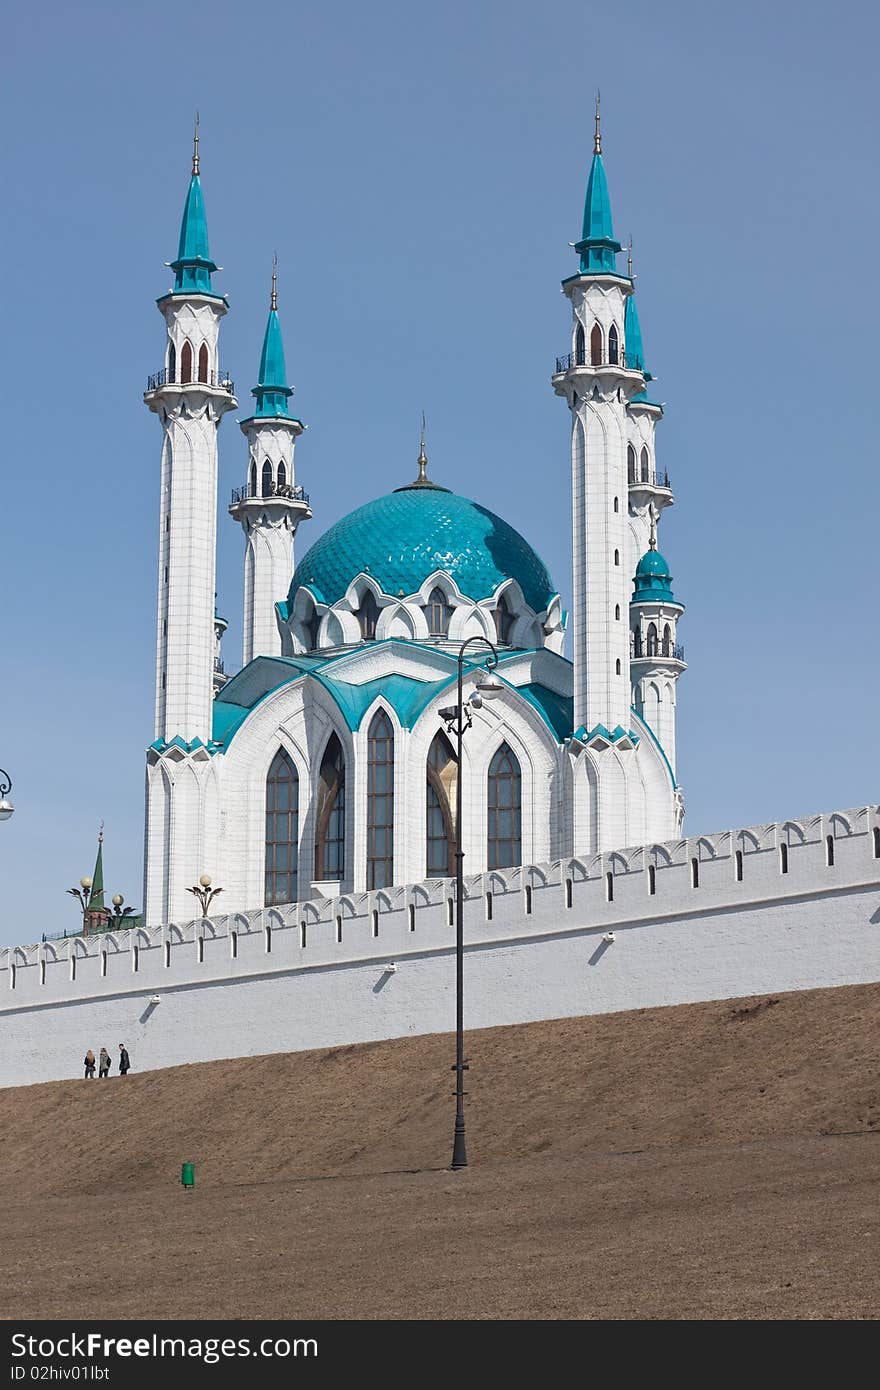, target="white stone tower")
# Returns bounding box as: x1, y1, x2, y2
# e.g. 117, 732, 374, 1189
622, 245, 673, 572
144, 125, 237, 745
629, 511, 686, 772
229, 262, 311, 664
552, 100, 645, 736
